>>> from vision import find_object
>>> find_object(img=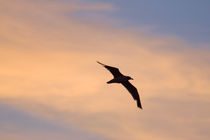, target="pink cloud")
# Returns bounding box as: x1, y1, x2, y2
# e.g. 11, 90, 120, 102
0, 0, 210, 140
